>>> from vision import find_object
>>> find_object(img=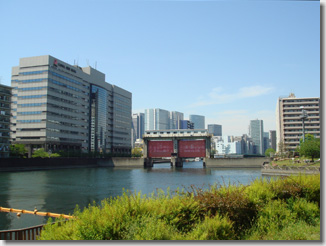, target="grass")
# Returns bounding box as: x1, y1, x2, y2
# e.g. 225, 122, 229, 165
38, 174, 320, 240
